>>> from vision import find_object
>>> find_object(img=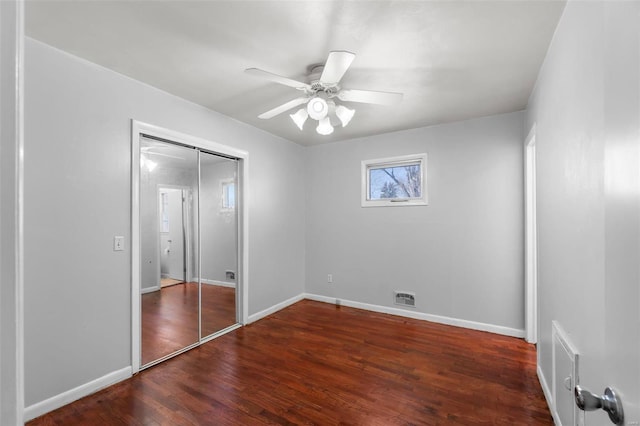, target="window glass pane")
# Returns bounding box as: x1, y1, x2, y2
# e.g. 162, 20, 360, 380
368, 163, 422, 200
222, 182, 235, 209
